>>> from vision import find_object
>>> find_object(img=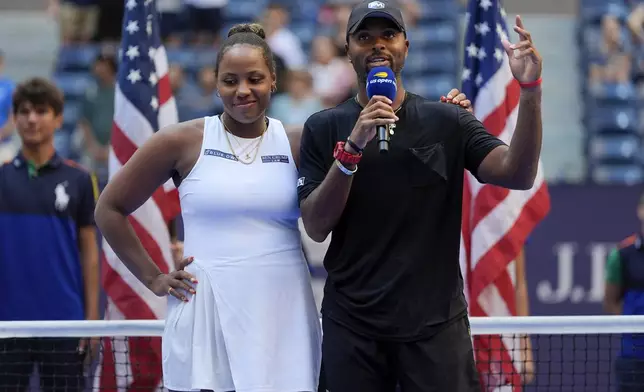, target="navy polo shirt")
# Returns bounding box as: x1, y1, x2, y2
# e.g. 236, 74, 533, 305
0, 152, 97, 321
